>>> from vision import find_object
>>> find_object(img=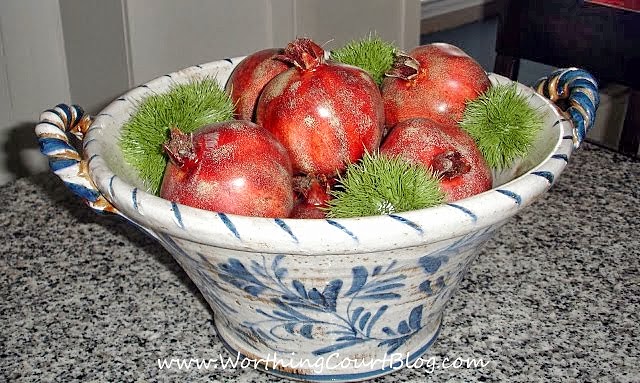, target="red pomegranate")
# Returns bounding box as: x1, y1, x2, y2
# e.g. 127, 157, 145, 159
160, 121, 294, 217
225, 48, 290, 120
380, 117, 492, 202
382, 43, 491, 127
256, 38, 385, 176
